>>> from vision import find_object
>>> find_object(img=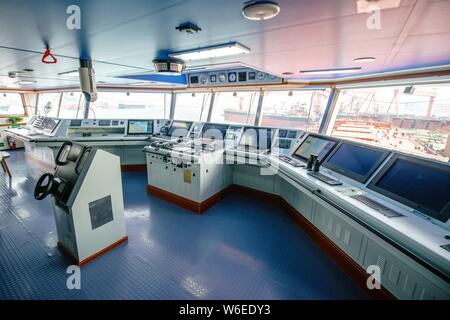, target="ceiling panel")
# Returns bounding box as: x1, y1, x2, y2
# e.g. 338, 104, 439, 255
0, 0, 448, 89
